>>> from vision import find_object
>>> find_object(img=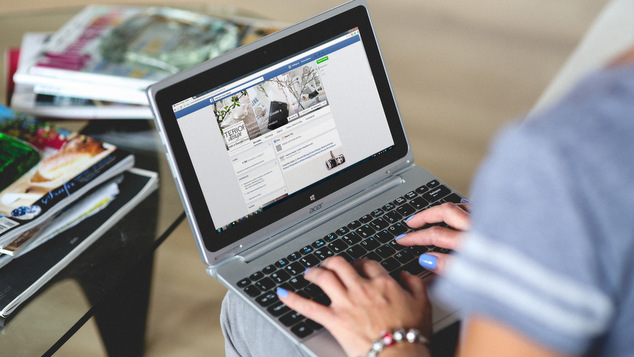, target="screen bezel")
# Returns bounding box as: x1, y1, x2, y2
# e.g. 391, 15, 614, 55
151, 4, 409, 253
